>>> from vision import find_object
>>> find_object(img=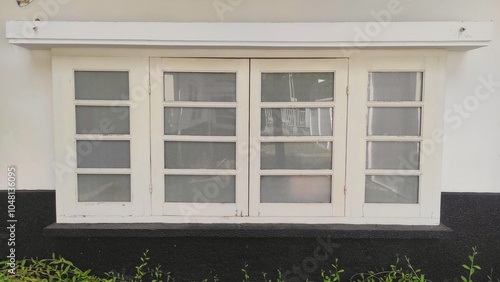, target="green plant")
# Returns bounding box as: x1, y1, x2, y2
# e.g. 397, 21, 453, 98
0, 253, 104, 282
321, 258, 345, 282
461, 247, 481, 282
105, 249, 173, 282
262, 269, 285, 282
350, 256, 428, 282
0, 247, 495, 282
241, 262, 250, 282
487, 268, 500, 282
